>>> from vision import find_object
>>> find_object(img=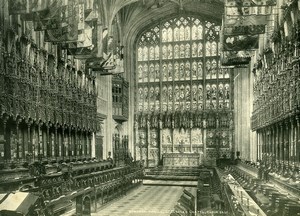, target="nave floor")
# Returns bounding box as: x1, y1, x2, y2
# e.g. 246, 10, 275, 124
93, 185, 187, 216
